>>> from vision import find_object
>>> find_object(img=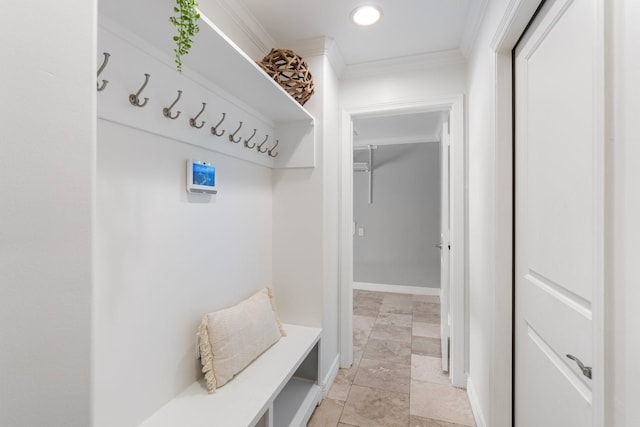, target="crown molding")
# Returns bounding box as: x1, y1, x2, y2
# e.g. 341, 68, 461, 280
214, 0, 277, 58
459, 0, 489, 58
342, 49, 466, 80
284, 37, 347, 77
